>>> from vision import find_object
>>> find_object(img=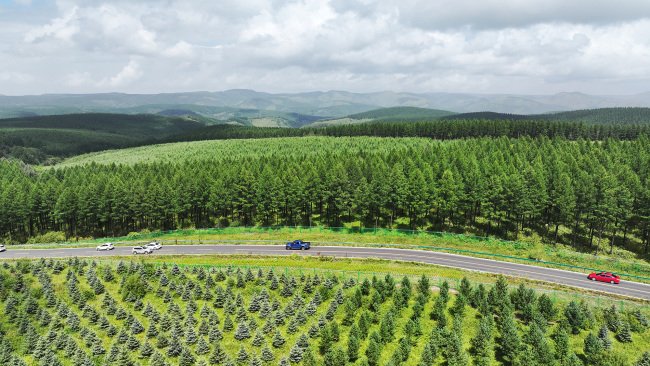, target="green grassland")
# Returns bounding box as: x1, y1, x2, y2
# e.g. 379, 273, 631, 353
0, 257, 648, 366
